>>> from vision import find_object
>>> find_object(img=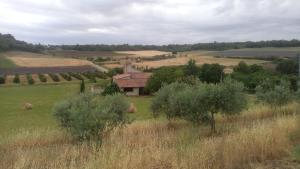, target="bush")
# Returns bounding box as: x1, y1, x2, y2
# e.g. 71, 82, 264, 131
69, 72, 83, 80
13, 74, 20, 83
276, 59, 298, 75
38, 74, 47, 83
256, 80, 293, 111
60, 73, 72, 81
0, 75, 5, 84
184, 59, 199, 76
107, 68, 123, 77
53, 93, 130, 142
102, 82, 120, 96
49, 73, 60, 82
26, 74, 34, 85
